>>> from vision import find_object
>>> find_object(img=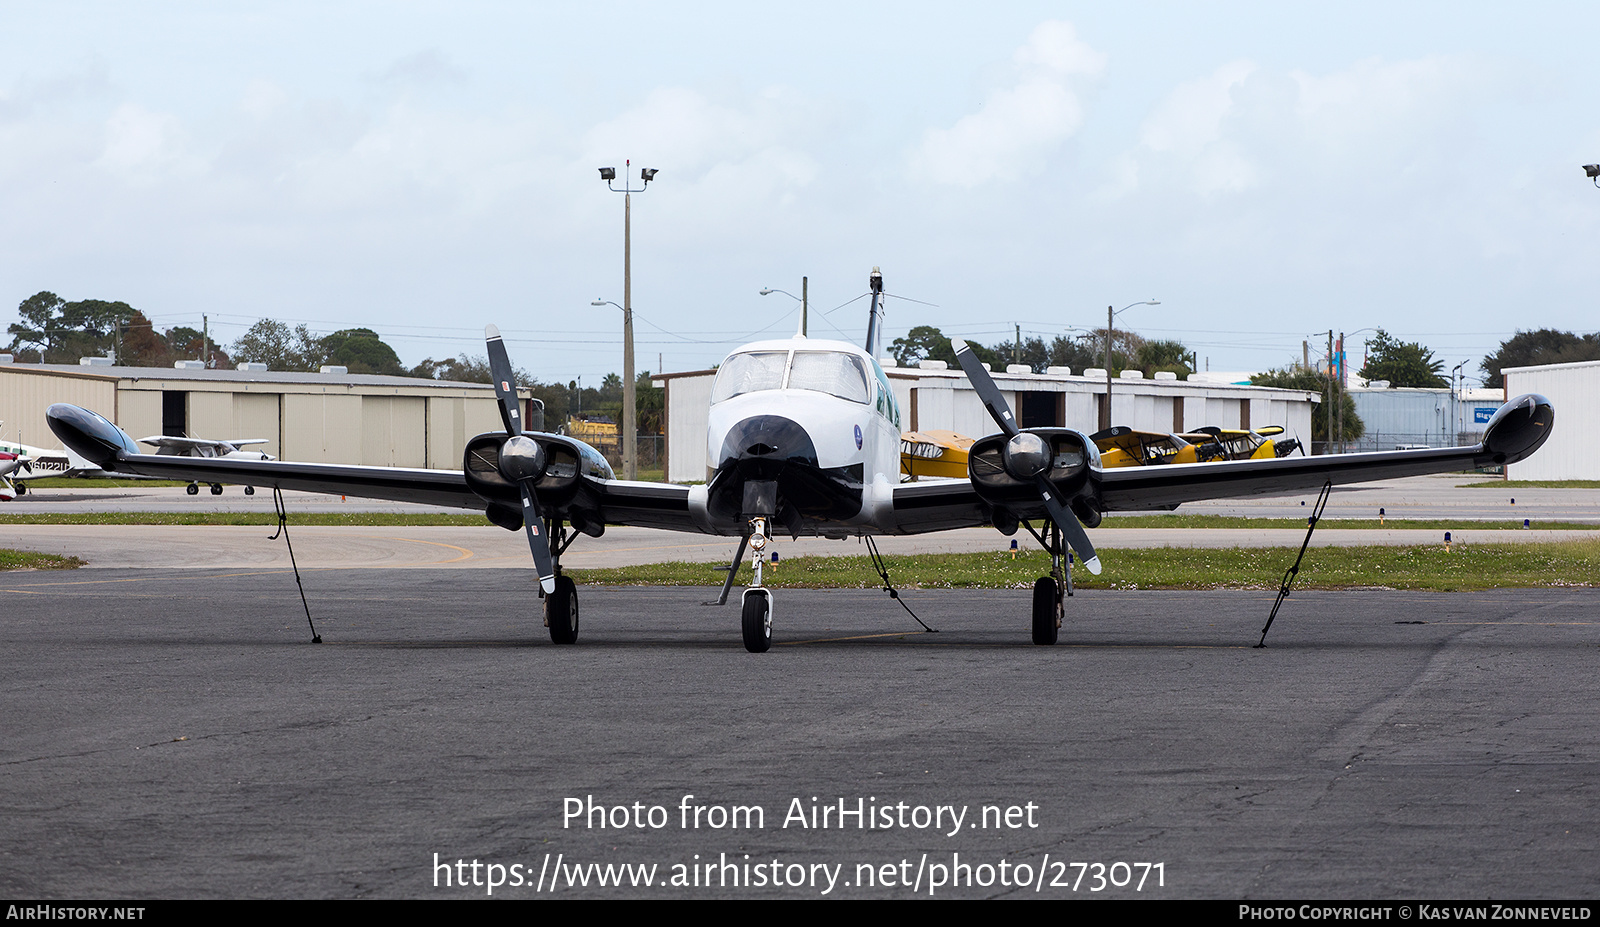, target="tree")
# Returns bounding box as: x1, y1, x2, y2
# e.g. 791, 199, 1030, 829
230, 319, 325, 372
6, 291, 66, 360
1251, 366, 1364, 447
1135, 339, 1194, 379
119, 311, 172, 368
1480, 329, 1600, 389
891, 325, 956, 367
165, 326, 231, 368
634, 369, 663, 435
5, 291, 135, 363
321, 328, 404, 375
1357, 329, 1446, 388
